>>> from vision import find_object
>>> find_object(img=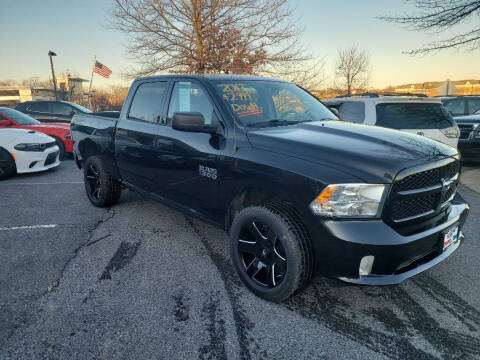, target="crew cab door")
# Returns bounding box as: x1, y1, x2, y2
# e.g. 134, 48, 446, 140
155, 80, 226, 220
115, 80, 169, 192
